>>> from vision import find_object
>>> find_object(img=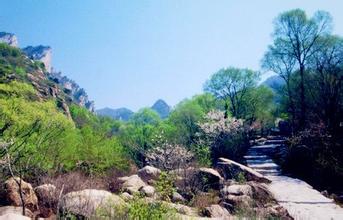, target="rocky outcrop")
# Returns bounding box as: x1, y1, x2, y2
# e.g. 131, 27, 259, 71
140, 186, 155, 197
22, 45, 52, 72
59, 189, 125, 218
217, 157, 271, 183
49, 71, 95, 112
0, 32, 18, 47
3, 178, 38, 212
